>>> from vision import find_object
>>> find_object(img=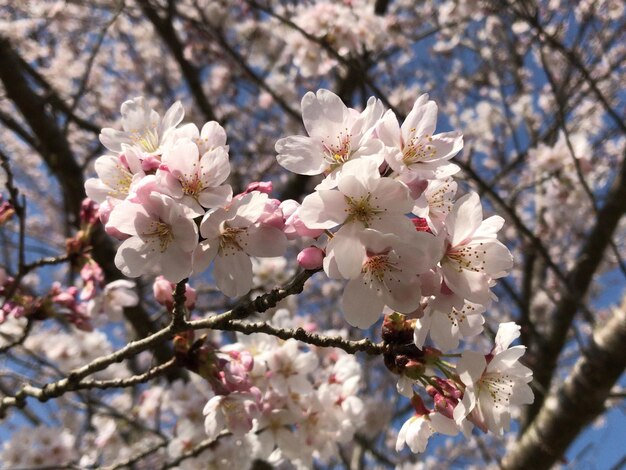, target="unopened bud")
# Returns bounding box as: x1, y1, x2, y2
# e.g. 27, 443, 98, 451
80, 199, 99, 226
297, 246, 324, 270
